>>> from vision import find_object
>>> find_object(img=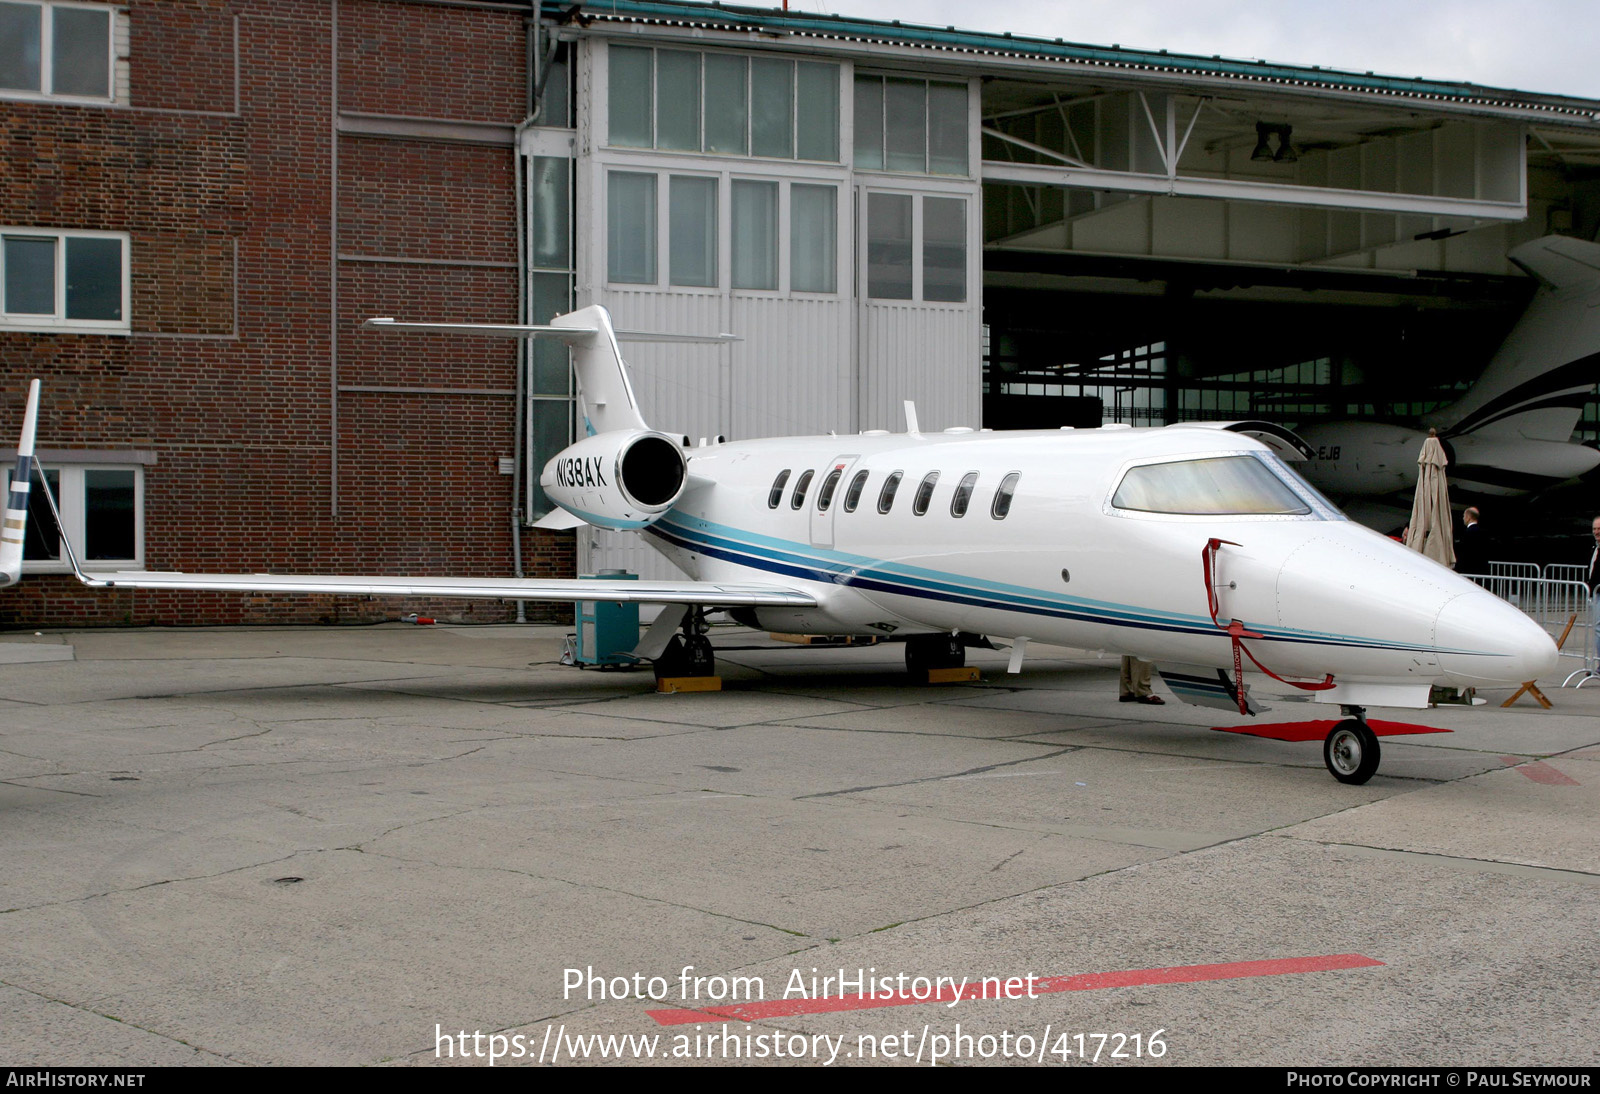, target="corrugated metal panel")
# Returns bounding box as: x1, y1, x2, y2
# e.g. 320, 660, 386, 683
857, 302, 982, 433
729, 295, 851, 439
